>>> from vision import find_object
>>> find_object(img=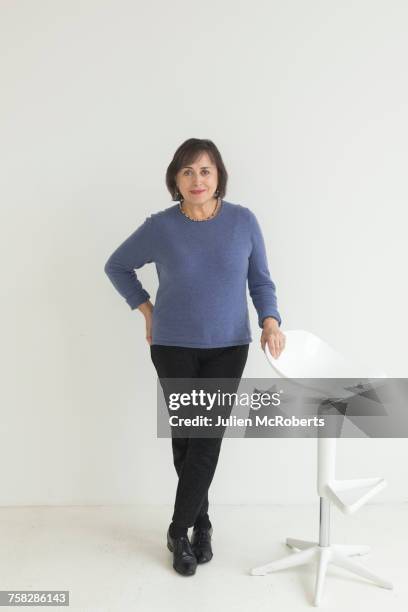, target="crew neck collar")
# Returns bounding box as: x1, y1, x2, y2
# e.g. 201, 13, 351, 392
177, 199, 225, 223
